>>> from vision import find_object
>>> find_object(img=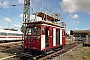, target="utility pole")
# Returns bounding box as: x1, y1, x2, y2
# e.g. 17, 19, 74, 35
70, 30, 73, 42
